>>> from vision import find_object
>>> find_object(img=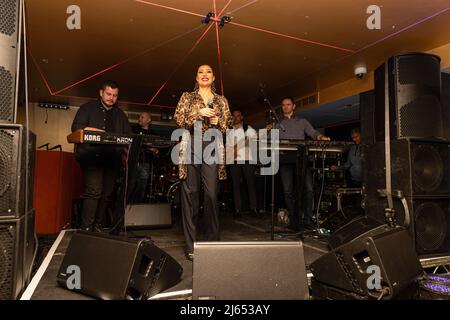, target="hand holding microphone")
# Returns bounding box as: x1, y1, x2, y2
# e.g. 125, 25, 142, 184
199, 99, 219, 125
